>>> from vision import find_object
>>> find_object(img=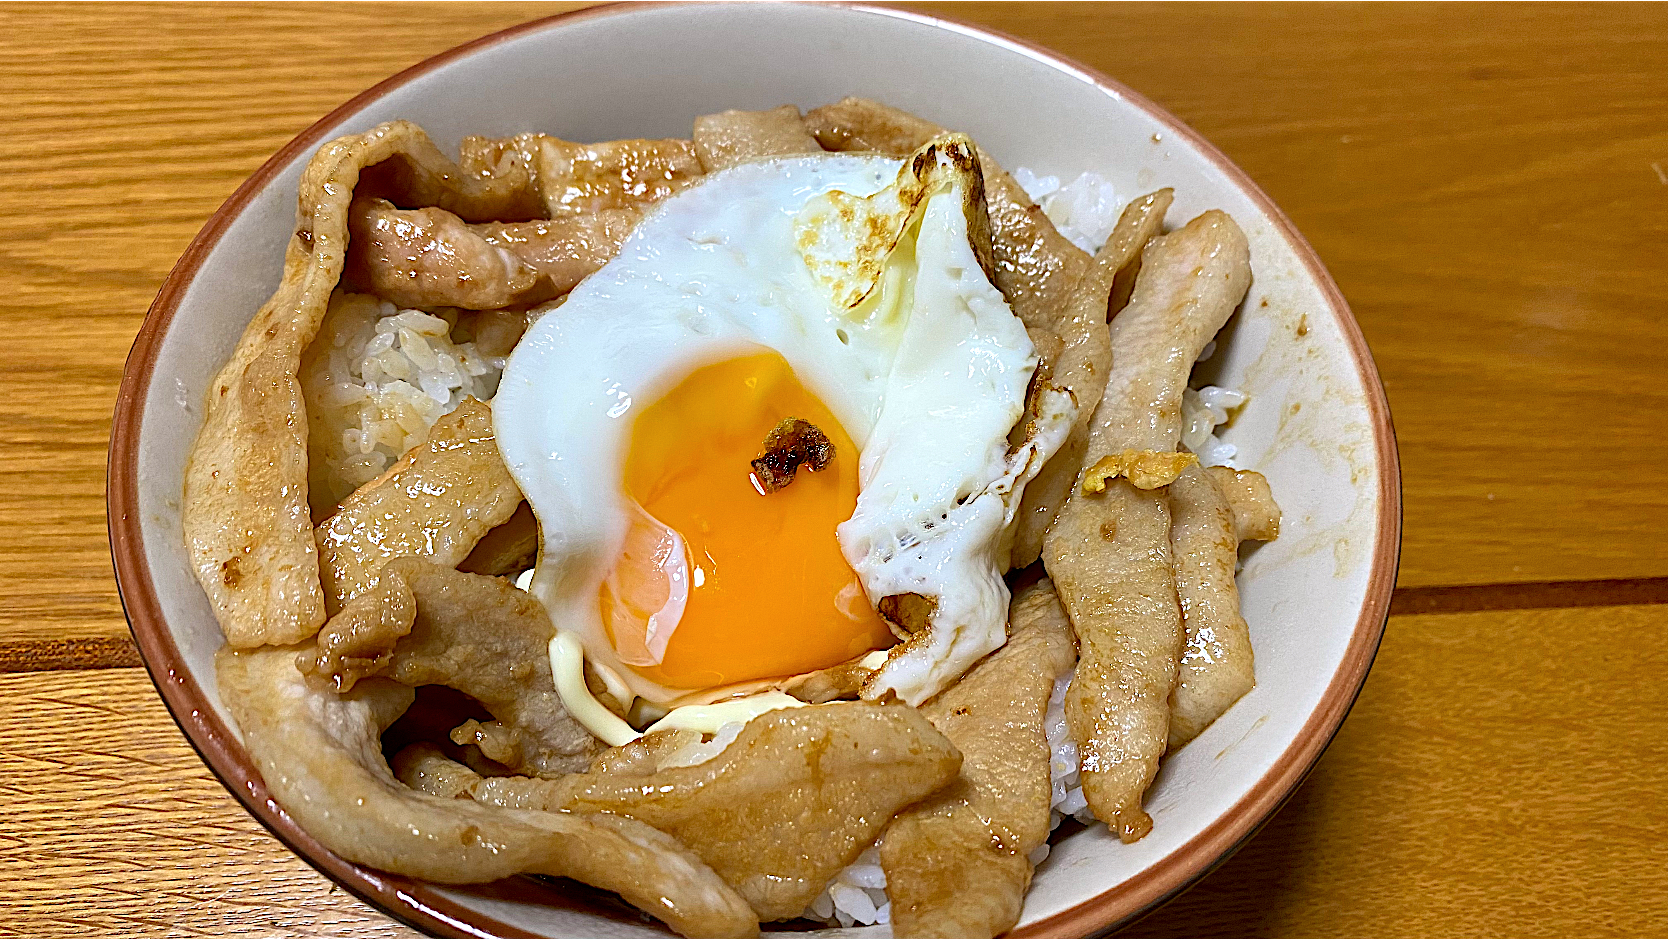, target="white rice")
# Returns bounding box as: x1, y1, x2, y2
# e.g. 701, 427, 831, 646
808, 845, 891, 928
1181, 385, 1247, 468
1046, 672, 1095, 828
1012, 167, 1121, 254
301, 292, 505, 508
